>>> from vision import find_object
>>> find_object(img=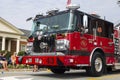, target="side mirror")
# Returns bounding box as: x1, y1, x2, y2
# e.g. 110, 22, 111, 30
83, 15, 88, 28
36, 22, 40, 26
